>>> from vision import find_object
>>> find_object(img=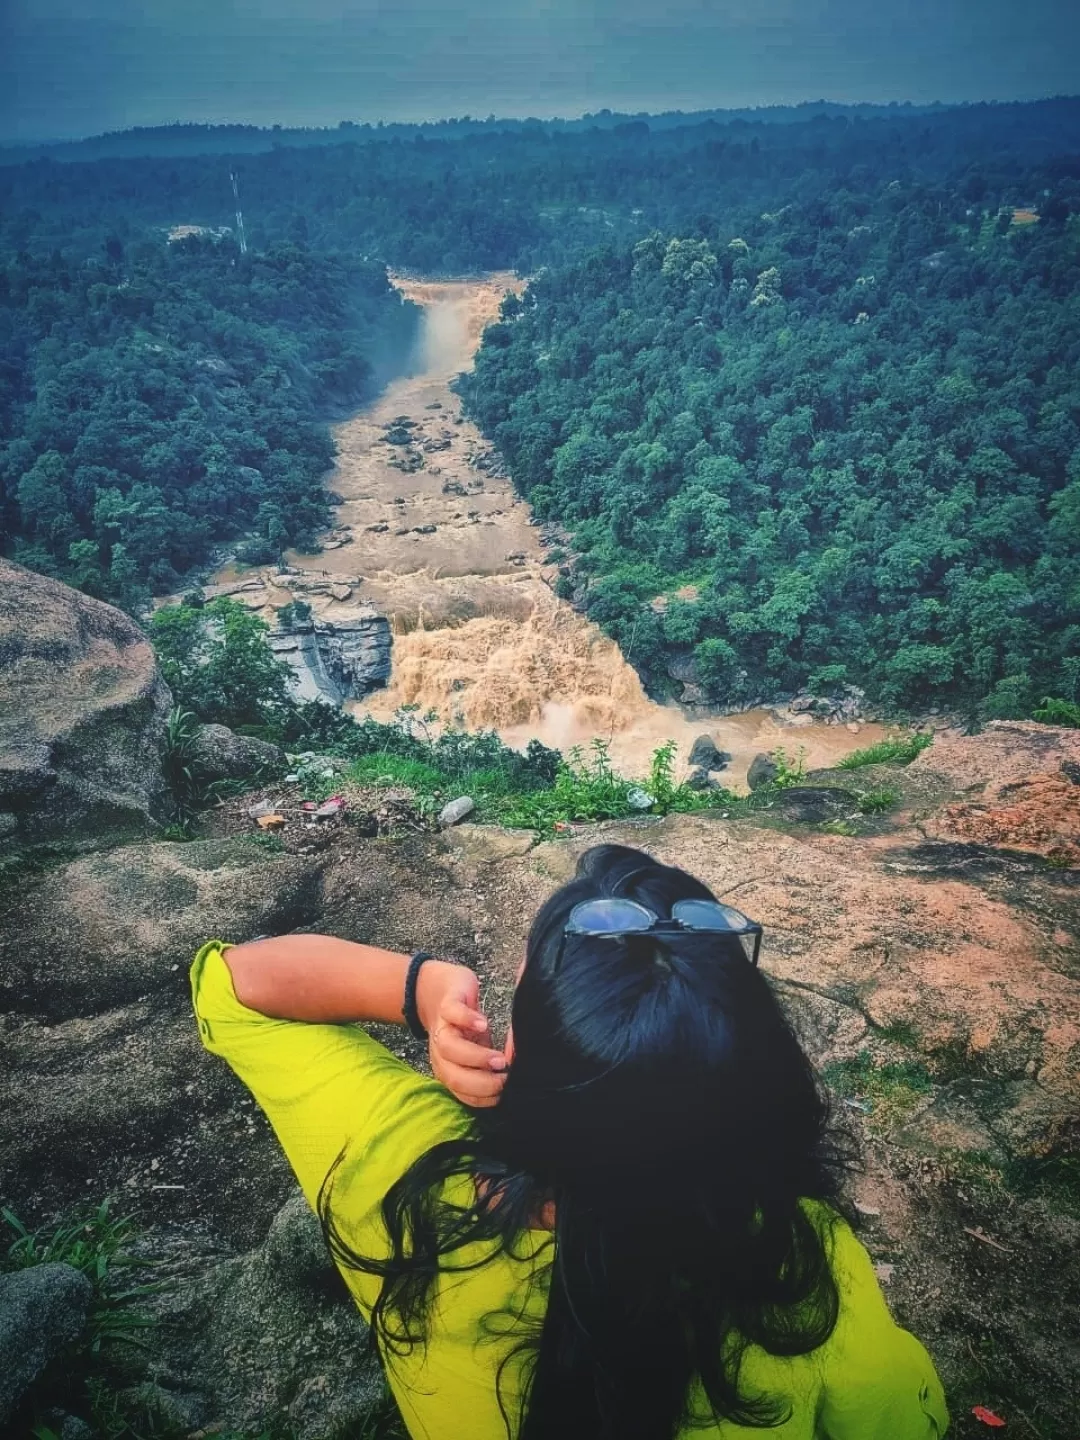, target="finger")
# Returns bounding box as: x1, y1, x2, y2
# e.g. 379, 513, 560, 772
442, 1066, 507, 1106
441, 997, 490, 1036
435, 1029, 508, 1072
436, 1056, 507, 1096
